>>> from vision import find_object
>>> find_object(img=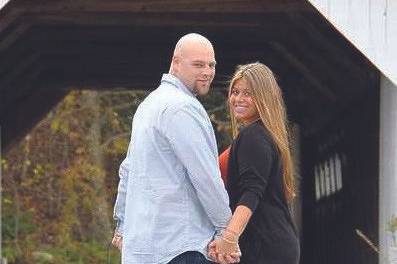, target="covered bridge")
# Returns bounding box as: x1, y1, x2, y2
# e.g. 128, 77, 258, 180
2, 1, 395, 263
